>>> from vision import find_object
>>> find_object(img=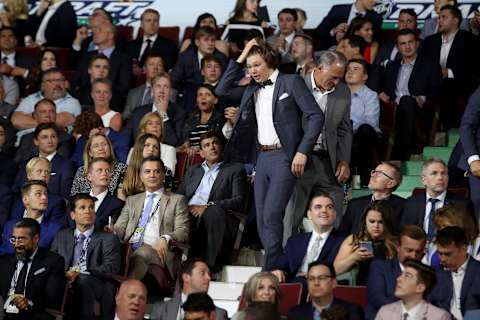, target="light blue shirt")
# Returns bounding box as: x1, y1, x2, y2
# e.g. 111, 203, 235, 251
98, 47, 115, 59
188, 161, 222, 206
350, 85, 381, 133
